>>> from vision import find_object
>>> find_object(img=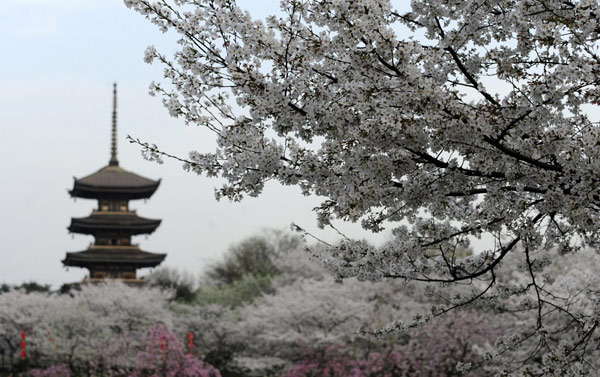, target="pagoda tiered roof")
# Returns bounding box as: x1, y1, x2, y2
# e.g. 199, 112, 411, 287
68, 212, 161, 235
63, 246, 166, 268
70, 165, 160, 200
62, 83, 167, 281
